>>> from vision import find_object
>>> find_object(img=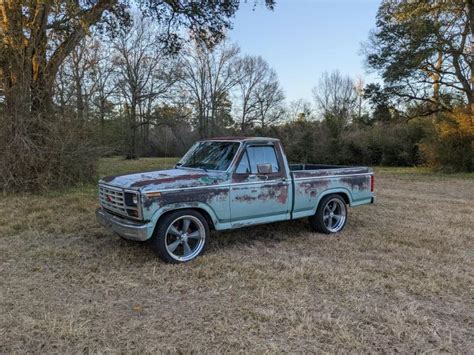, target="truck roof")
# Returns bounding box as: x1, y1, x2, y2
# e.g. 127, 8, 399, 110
203, 136, 280, 143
